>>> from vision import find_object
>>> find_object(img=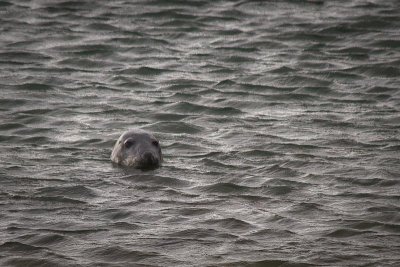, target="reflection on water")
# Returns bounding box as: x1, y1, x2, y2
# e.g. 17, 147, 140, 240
0, 0, 399, 266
